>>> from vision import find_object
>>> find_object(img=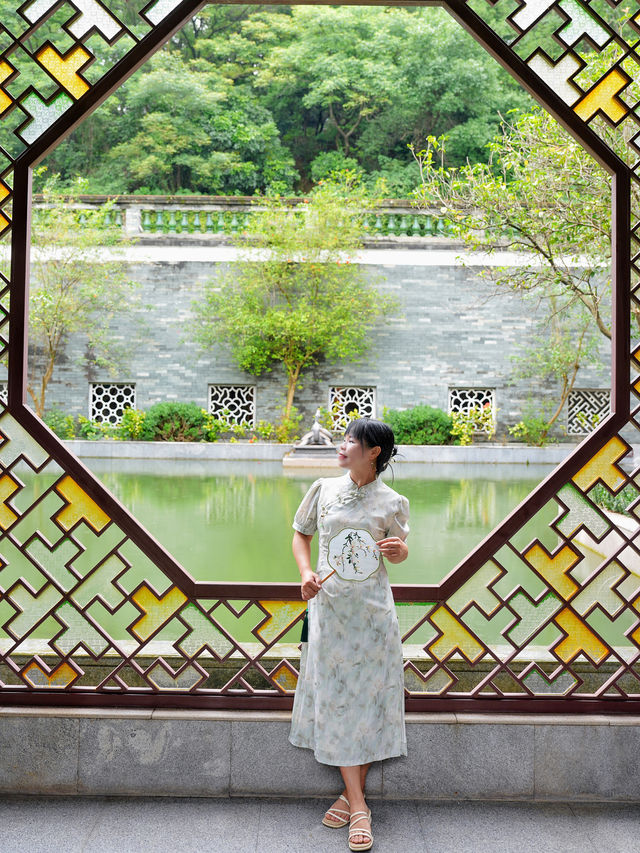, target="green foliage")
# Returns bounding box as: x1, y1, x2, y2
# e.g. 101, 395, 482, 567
310, 152, 363, 184
29, 171, 138, 417
508, 415, 552, 447
590, 484, 639, 517
77, 416, 117, 440
383, 404, 454, 445
140, 402, 210, 442
451, 406, 496, 446
274, 406, 304, 443
38, 6, 529, 194
118, 408, 146, 440
44, 408, 76, 439
190, 177, 395, 417
413, 107, 614, 421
